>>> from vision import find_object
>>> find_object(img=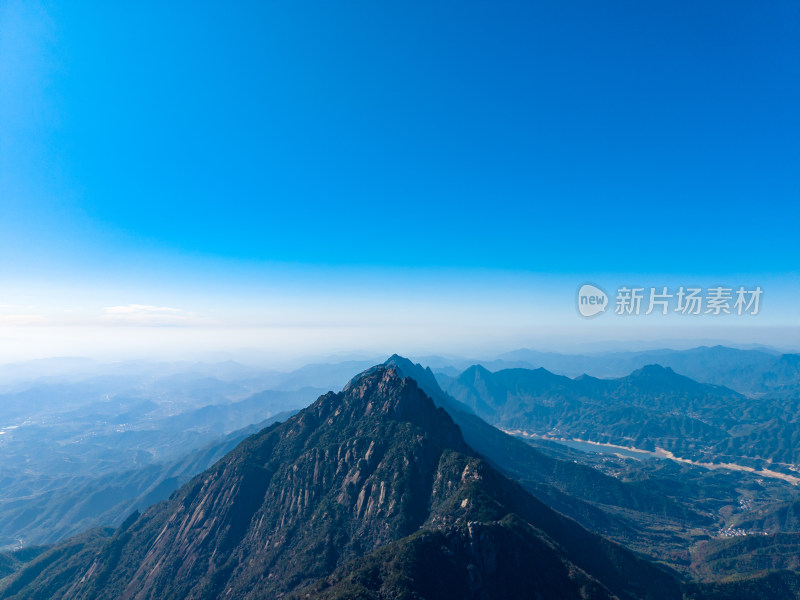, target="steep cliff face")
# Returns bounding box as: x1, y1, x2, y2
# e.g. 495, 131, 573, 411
1, 367, 682, 600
